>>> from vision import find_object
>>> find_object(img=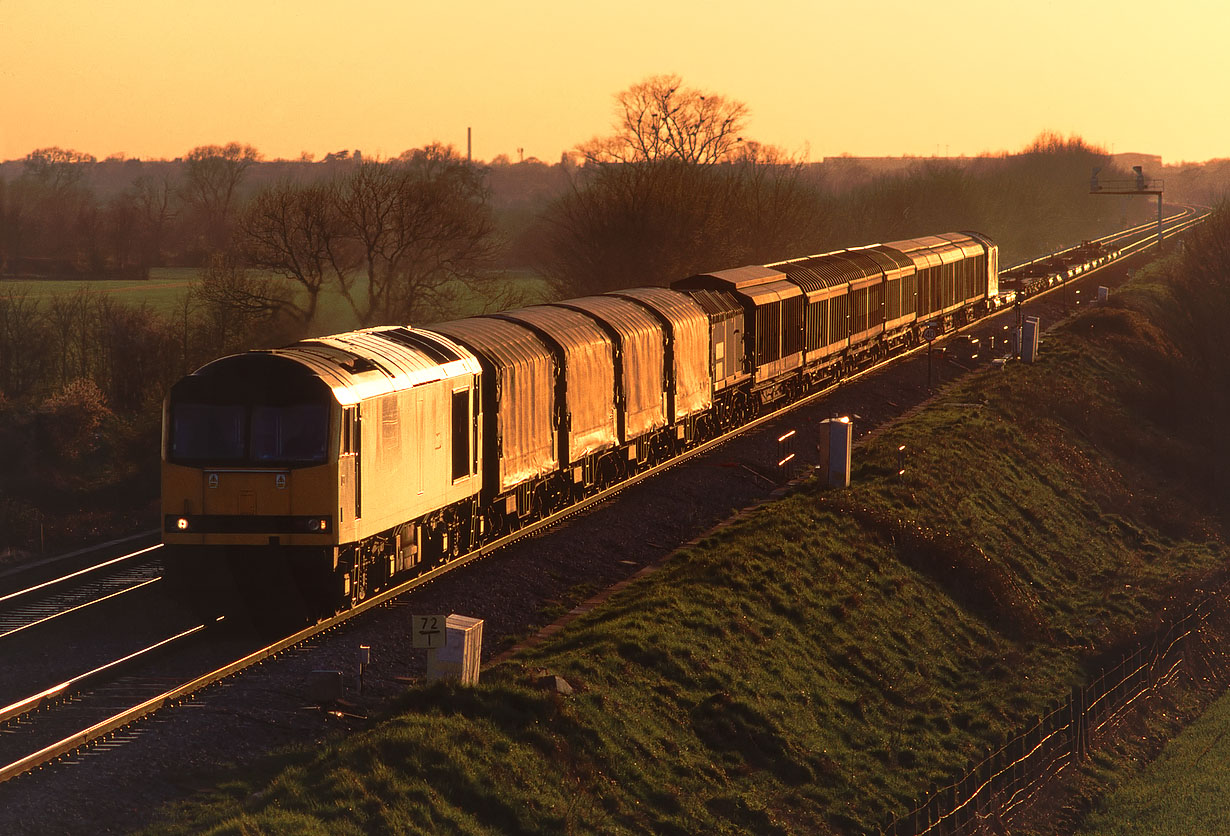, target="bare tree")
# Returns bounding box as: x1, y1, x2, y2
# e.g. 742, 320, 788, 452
385, 144, 498, 323
90, 296, 181, 413
45, 287, 96, 385
577, 74, 748, 166
22, 147, 95, 193
181, 143, 261, 254
0, 175, 13, 273
102, 191, 142, 276
540, 144, 827, 297
227, 145, 497, 329
334, 146, 497, 325
17, 148, 98, 269
725, 142, 831, 264
239, 180, 345, 325
130, 173, 178, 271
0, 289, 51, 398
190, 256, 297, 350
